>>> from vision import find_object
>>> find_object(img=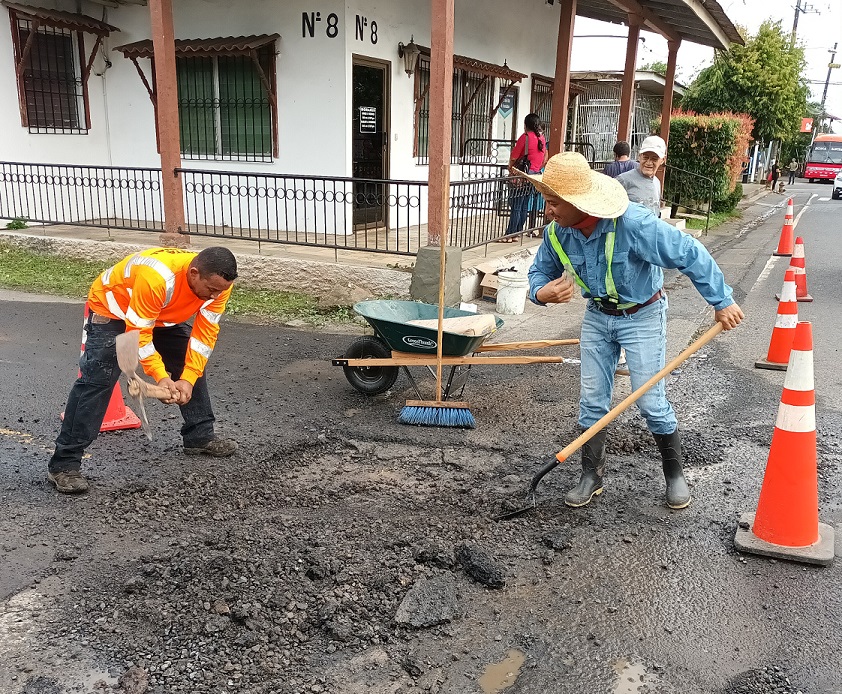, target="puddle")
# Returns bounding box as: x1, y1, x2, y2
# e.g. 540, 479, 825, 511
478, 649, 525, 693
612, 659, 659, 694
